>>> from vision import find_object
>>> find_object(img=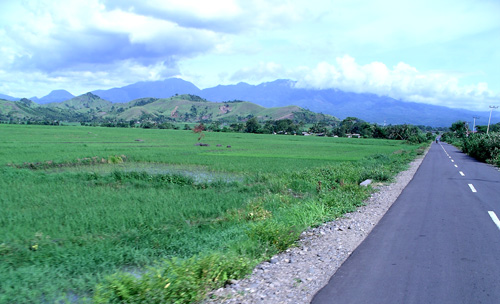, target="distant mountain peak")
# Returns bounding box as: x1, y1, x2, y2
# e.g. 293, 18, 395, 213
83, 92, 101, 99
19, 98, 37, 107
44, 89, 73, 97
51, 89, 72, 93
36, 89, 75, 104
92, 77, 200, 103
